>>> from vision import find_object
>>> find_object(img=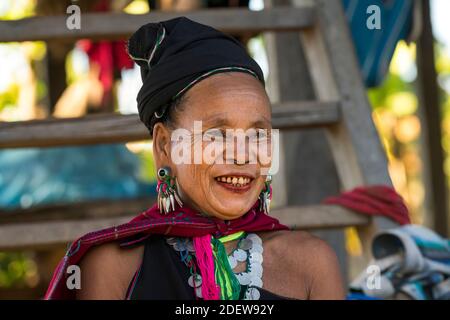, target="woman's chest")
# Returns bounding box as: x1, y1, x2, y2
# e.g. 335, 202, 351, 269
130, 233, 306, 300
253, 232, 309, 300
